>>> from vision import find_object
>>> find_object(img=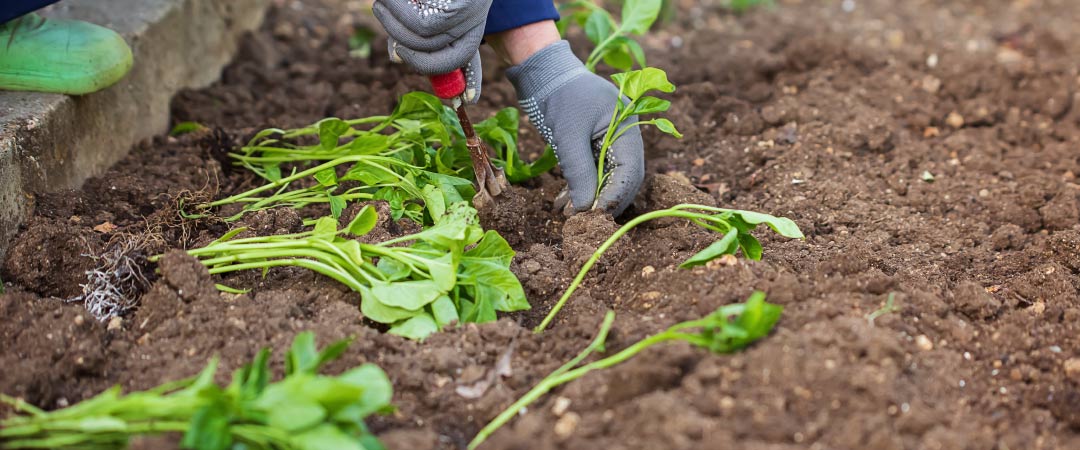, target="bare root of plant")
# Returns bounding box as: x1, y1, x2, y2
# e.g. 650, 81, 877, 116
69, 233, 163, 321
